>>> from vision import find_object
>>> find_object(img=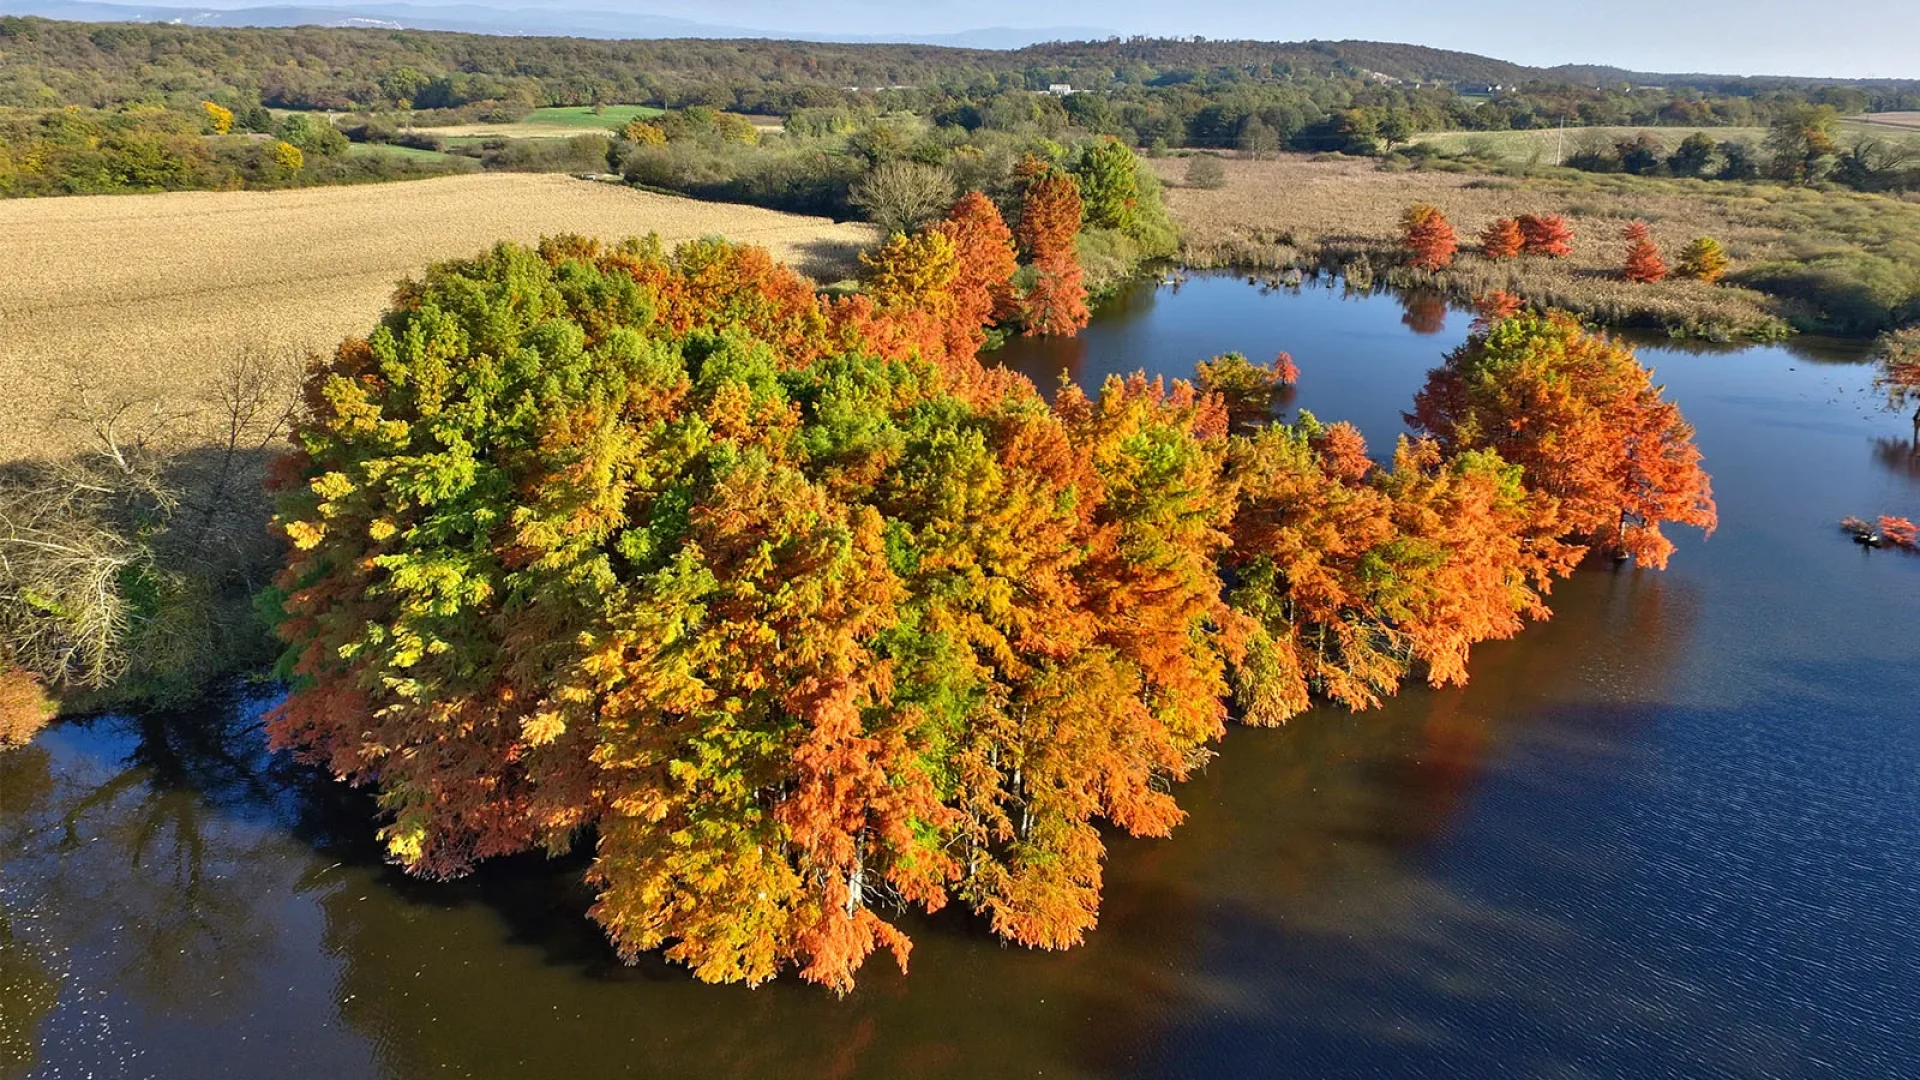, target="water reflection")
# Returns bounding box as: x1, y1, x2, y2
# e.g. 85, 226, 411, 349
1870, 436, 1920, 488
1397, 290, 1449, 336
